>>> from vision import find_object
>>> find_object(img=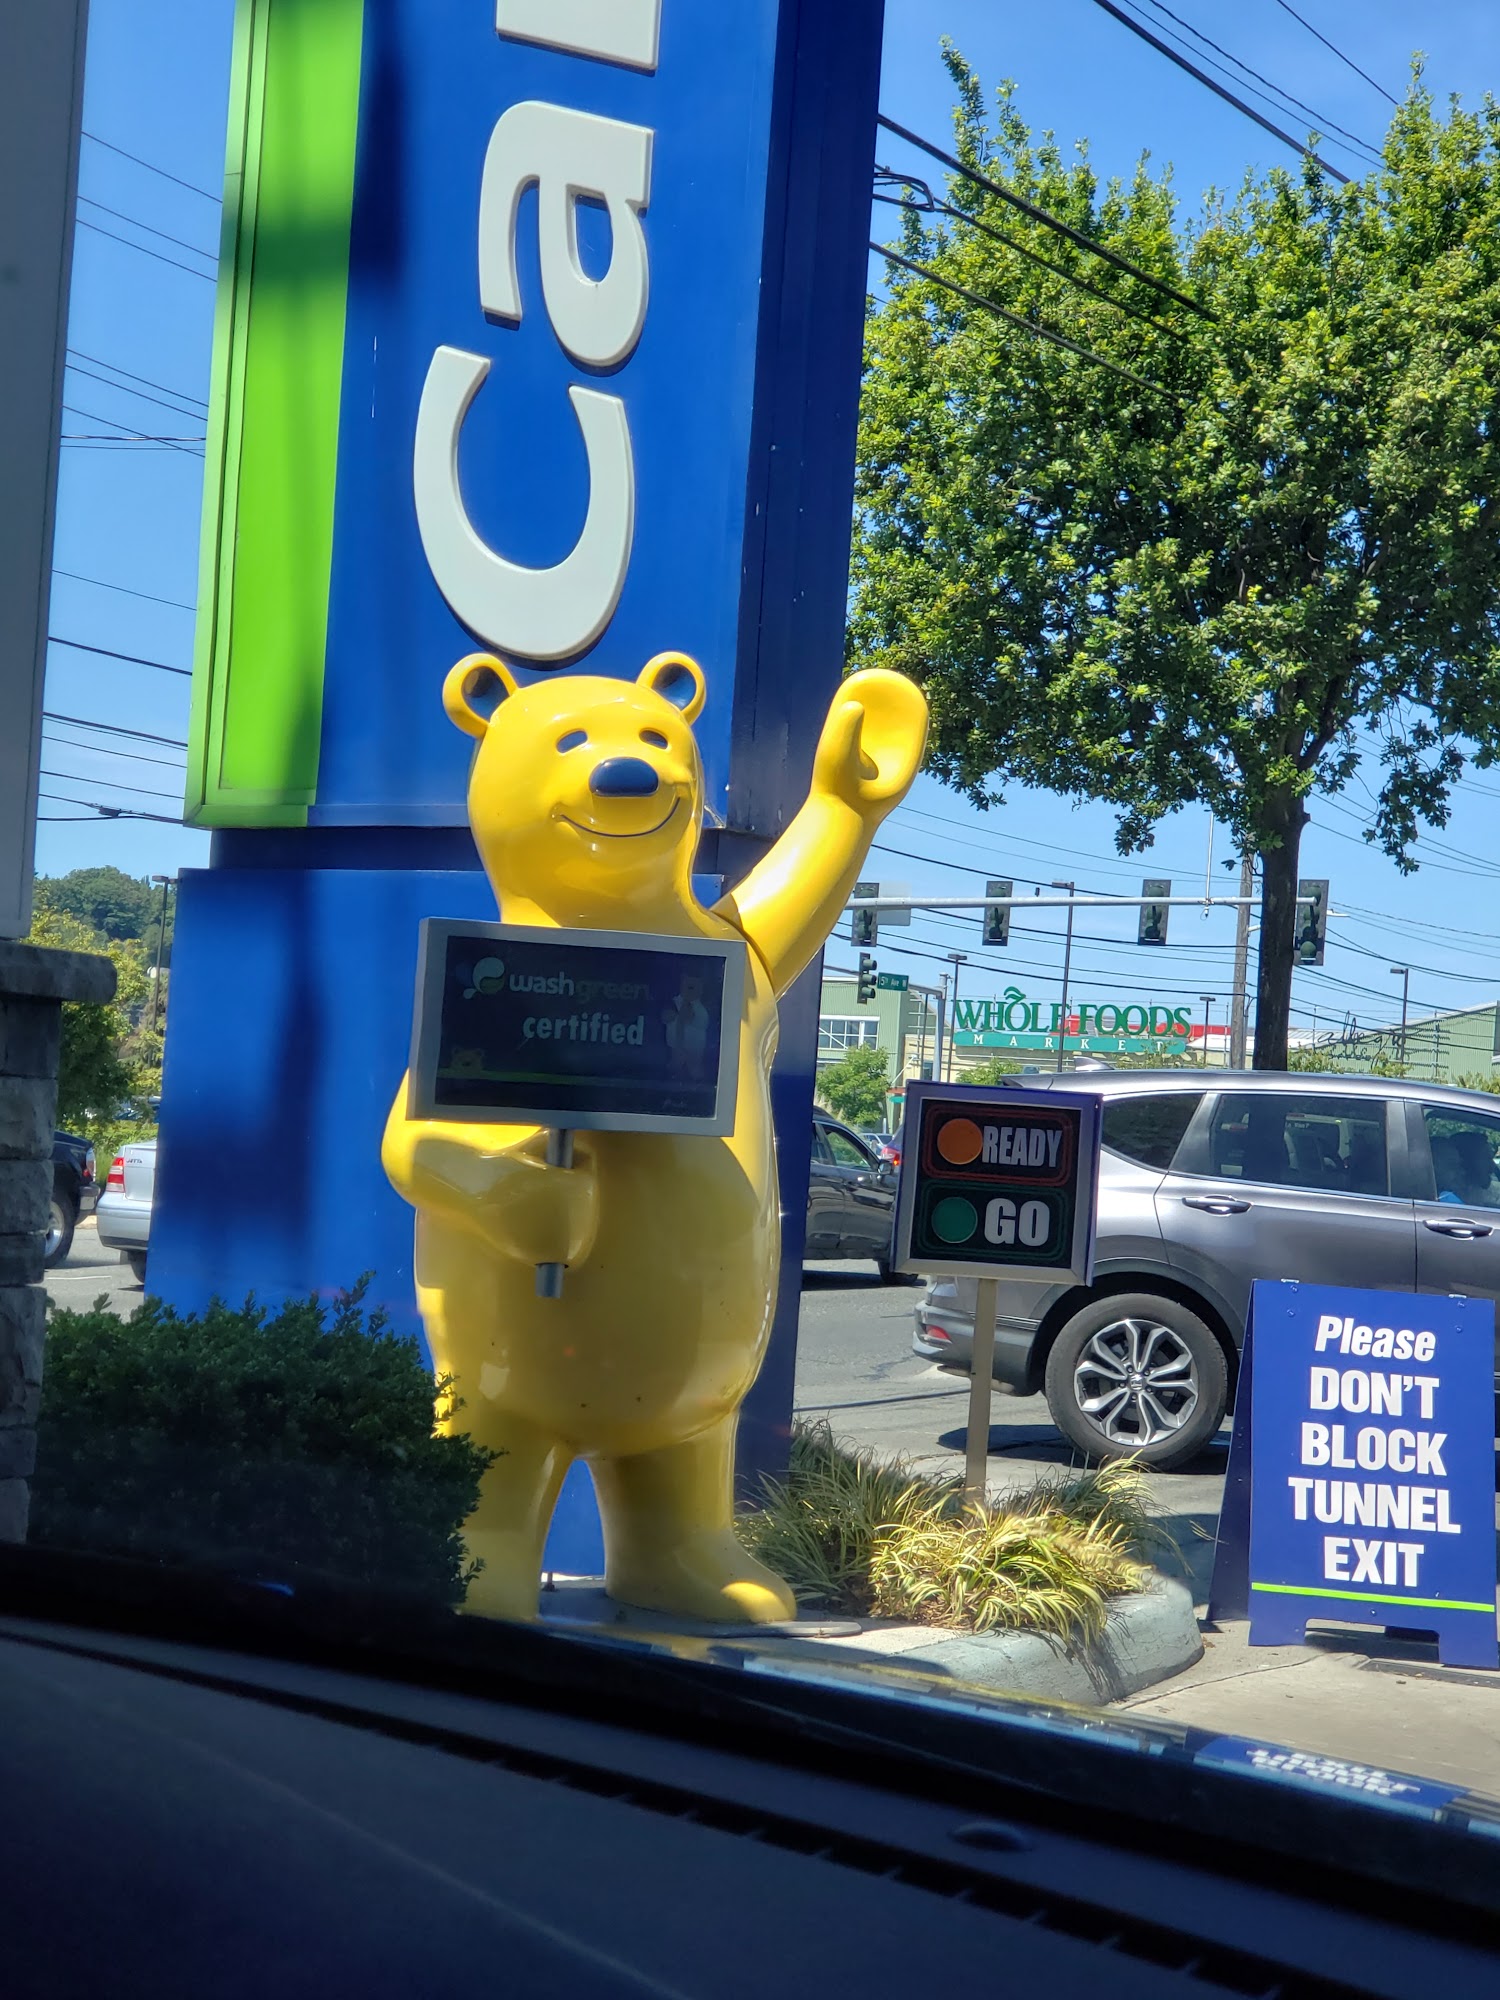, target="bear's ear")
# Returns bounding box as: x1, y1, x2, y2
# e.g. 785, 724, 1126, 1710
443, 653, 520, 739
638, 651, 706, 724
